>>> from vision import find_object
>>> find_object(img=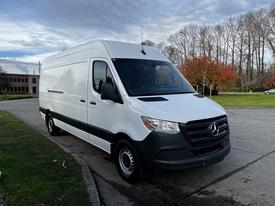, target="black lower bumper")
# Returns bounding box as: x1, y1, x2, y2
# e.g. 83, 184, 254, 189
133, 131, 230, 170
